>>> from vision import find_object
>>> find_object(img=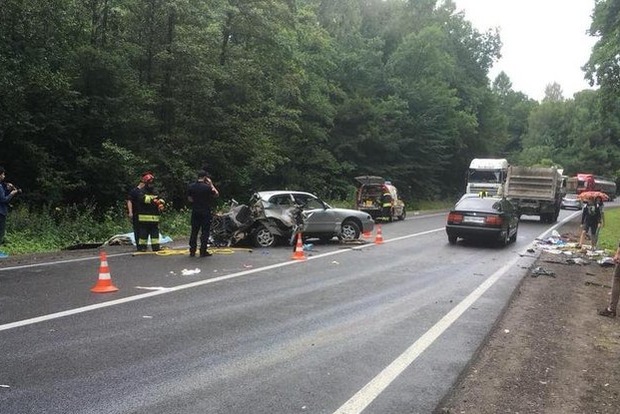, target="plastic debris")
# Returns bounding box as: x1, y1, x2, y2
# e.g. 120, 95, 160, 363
0, 251, 8, 258
531, 266, 556, 278
303, 243, 314, 251
104, 232, 173, 246
566, 258, 589, 265
597, 257, 616, 267
181, 268, 201, 276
